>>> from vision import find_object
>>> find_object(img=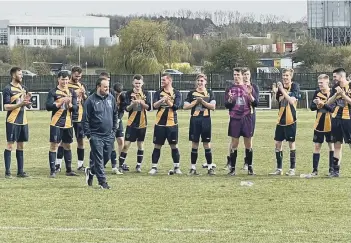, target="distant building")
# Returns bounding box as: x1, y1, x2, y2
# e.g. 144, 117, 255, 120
0, 16, 110, 48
